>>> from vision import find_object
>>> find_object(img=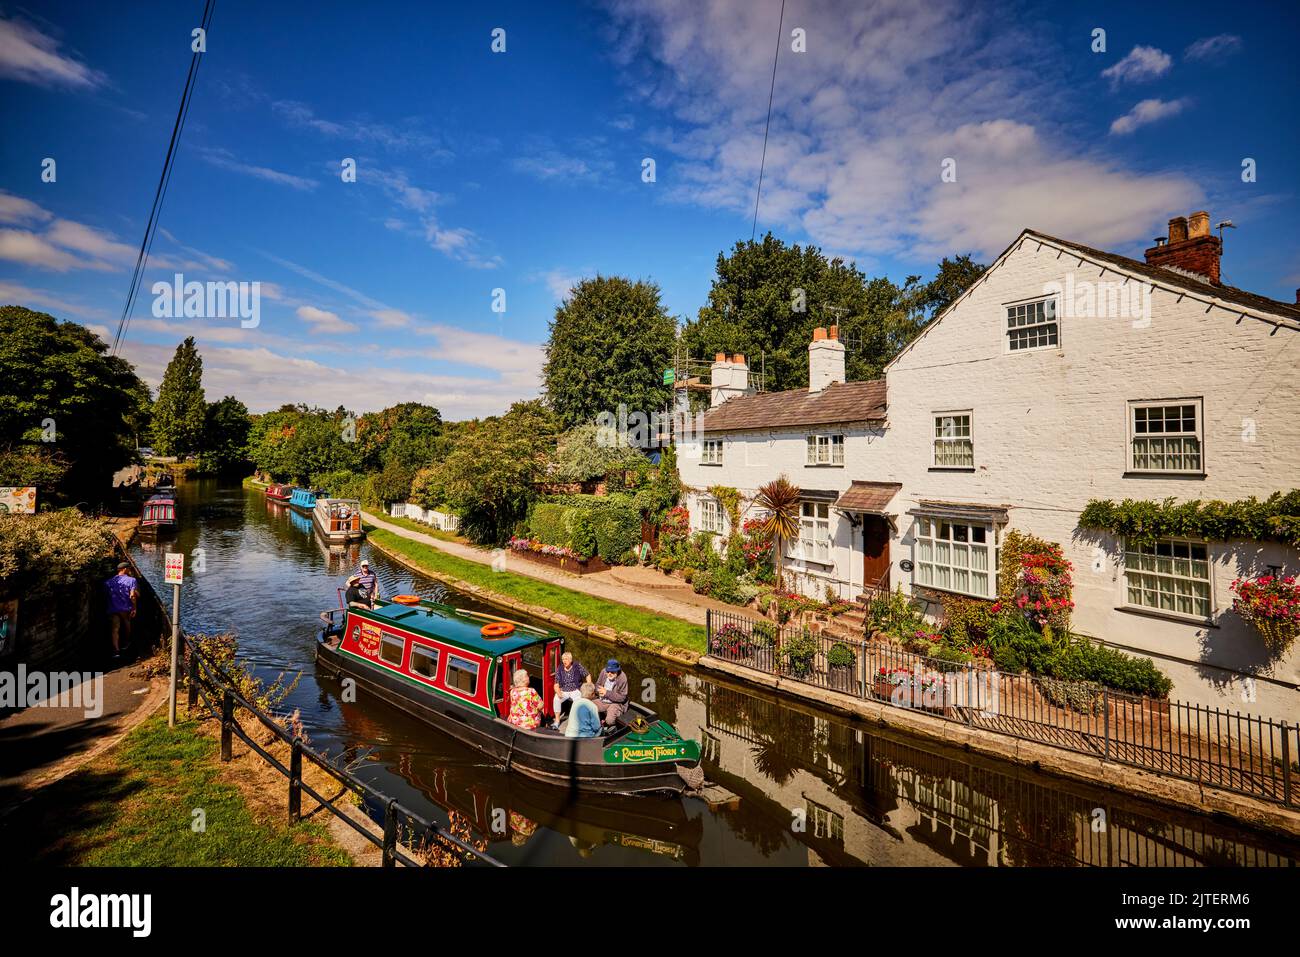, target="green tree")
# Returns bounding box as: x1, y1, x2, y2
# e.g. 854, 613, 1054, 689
248, 405, 359, 484
356, 402, 443, 472
549, 422, 647, 484
199, 396, 251, 474
543, 276, 676, 428
0, 306, 150, 502
413, 400, 560, 543
152, 337, 206, 456
682, 236, 987, 391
